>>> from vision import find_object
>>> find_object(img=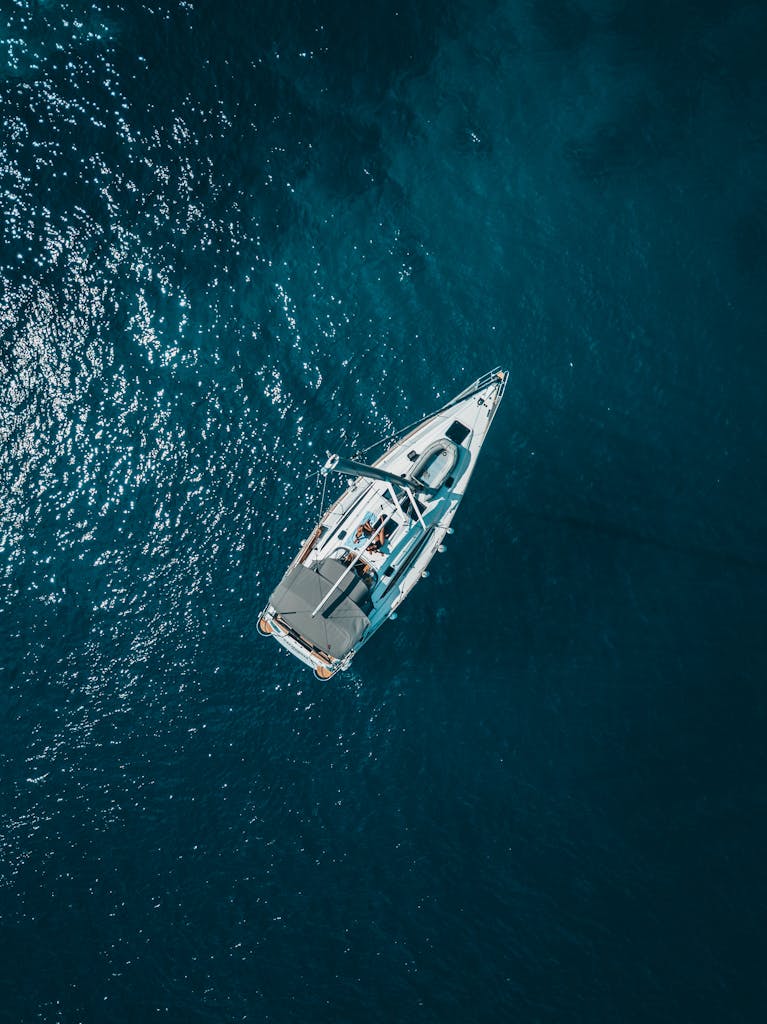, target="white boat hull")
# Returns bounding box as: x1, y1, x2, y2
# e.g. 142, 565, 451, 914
259, 368, 508, 678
